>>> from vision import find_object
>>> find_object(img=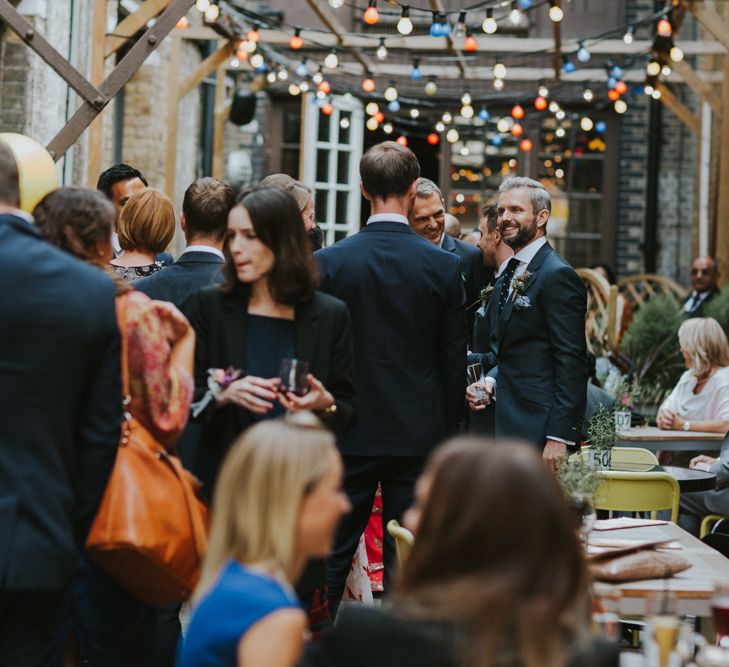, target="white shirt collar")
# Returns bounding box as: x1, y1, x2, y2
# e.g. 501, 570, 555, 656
495, 255, 512, 279
366, 213, 409, 226
112, 231, 121, 254
513, 236, 547, 266
182, 245, 224, 260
